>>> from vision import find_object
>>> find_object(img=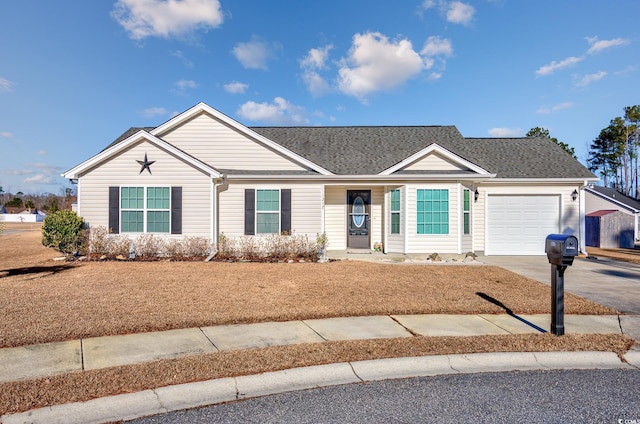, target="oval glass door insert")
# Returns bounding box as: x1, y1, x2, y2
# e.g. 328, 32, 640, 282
352, 196, 365, 228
